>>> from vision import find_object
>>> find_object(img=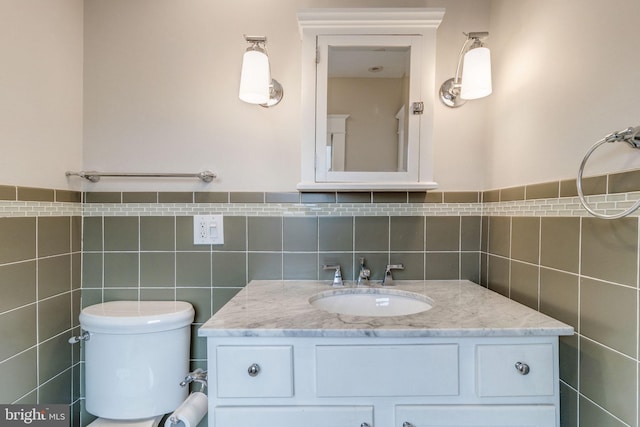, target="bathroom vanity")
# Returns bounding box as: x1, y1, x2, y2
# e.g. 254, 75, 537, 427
199, 280, 573, 427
